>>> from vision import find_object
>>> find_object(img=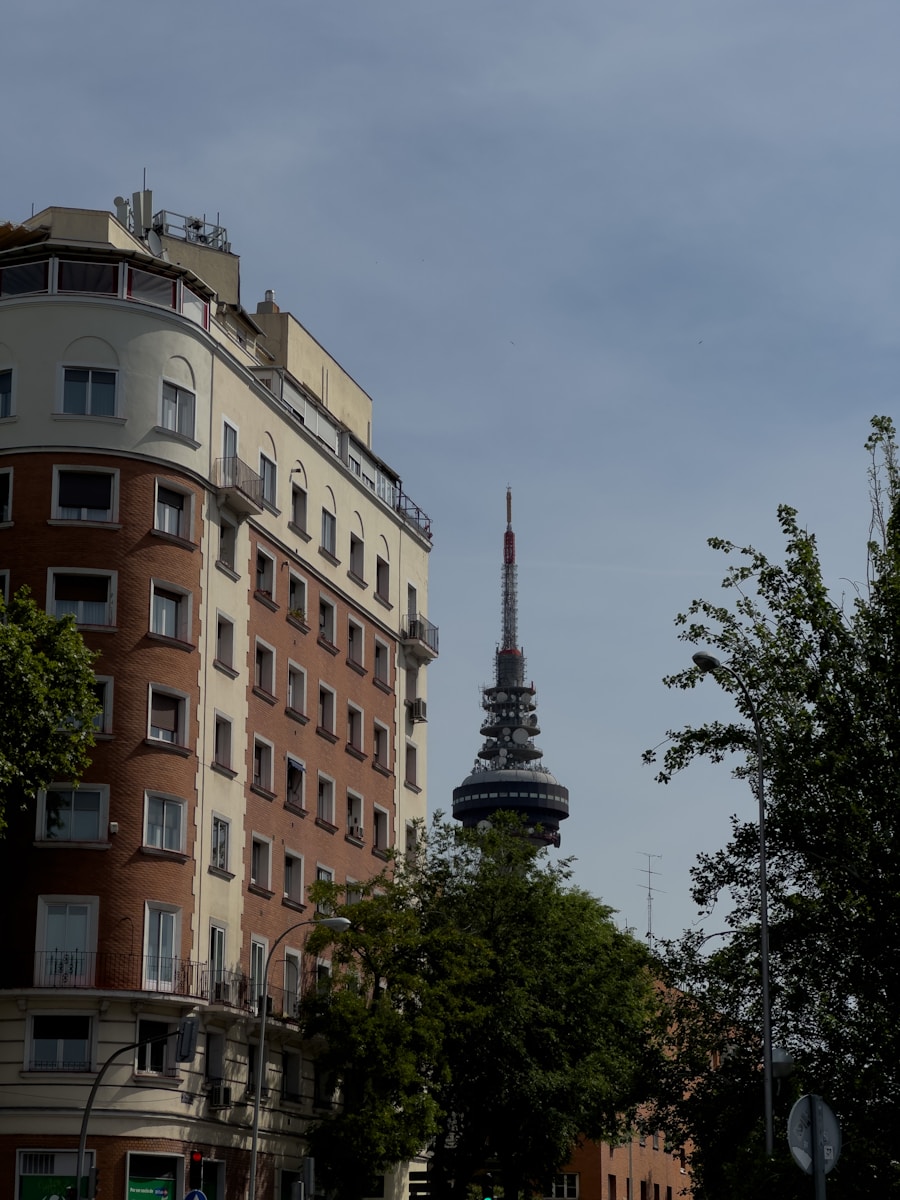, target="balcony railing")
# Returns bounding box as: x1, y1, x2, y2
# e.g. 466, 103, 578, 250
401, 612, 439, 660
213, 456, 264, 514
